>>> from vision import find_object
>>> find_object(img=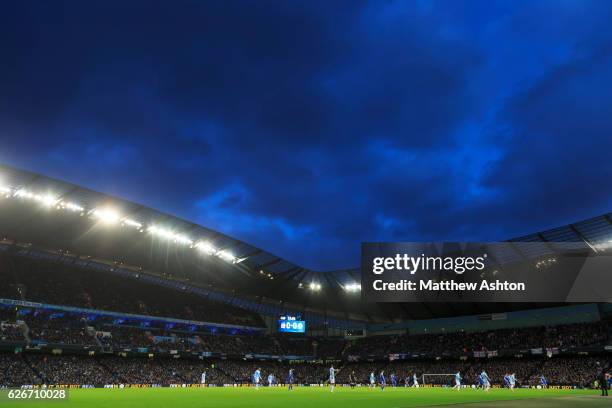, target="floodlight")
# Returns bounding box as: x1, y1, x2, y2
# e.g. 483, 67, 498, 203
14, 189, 33, 199
344, 283, 361, 292
217, 250, 235, 262
62, 202, 84, 212
40, 195, 58, 207
92, 209, 121, 224
149, 226, 193, 245
195, 241, 216, 254
122, 219, 142, 229
173, 234, 193, 245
